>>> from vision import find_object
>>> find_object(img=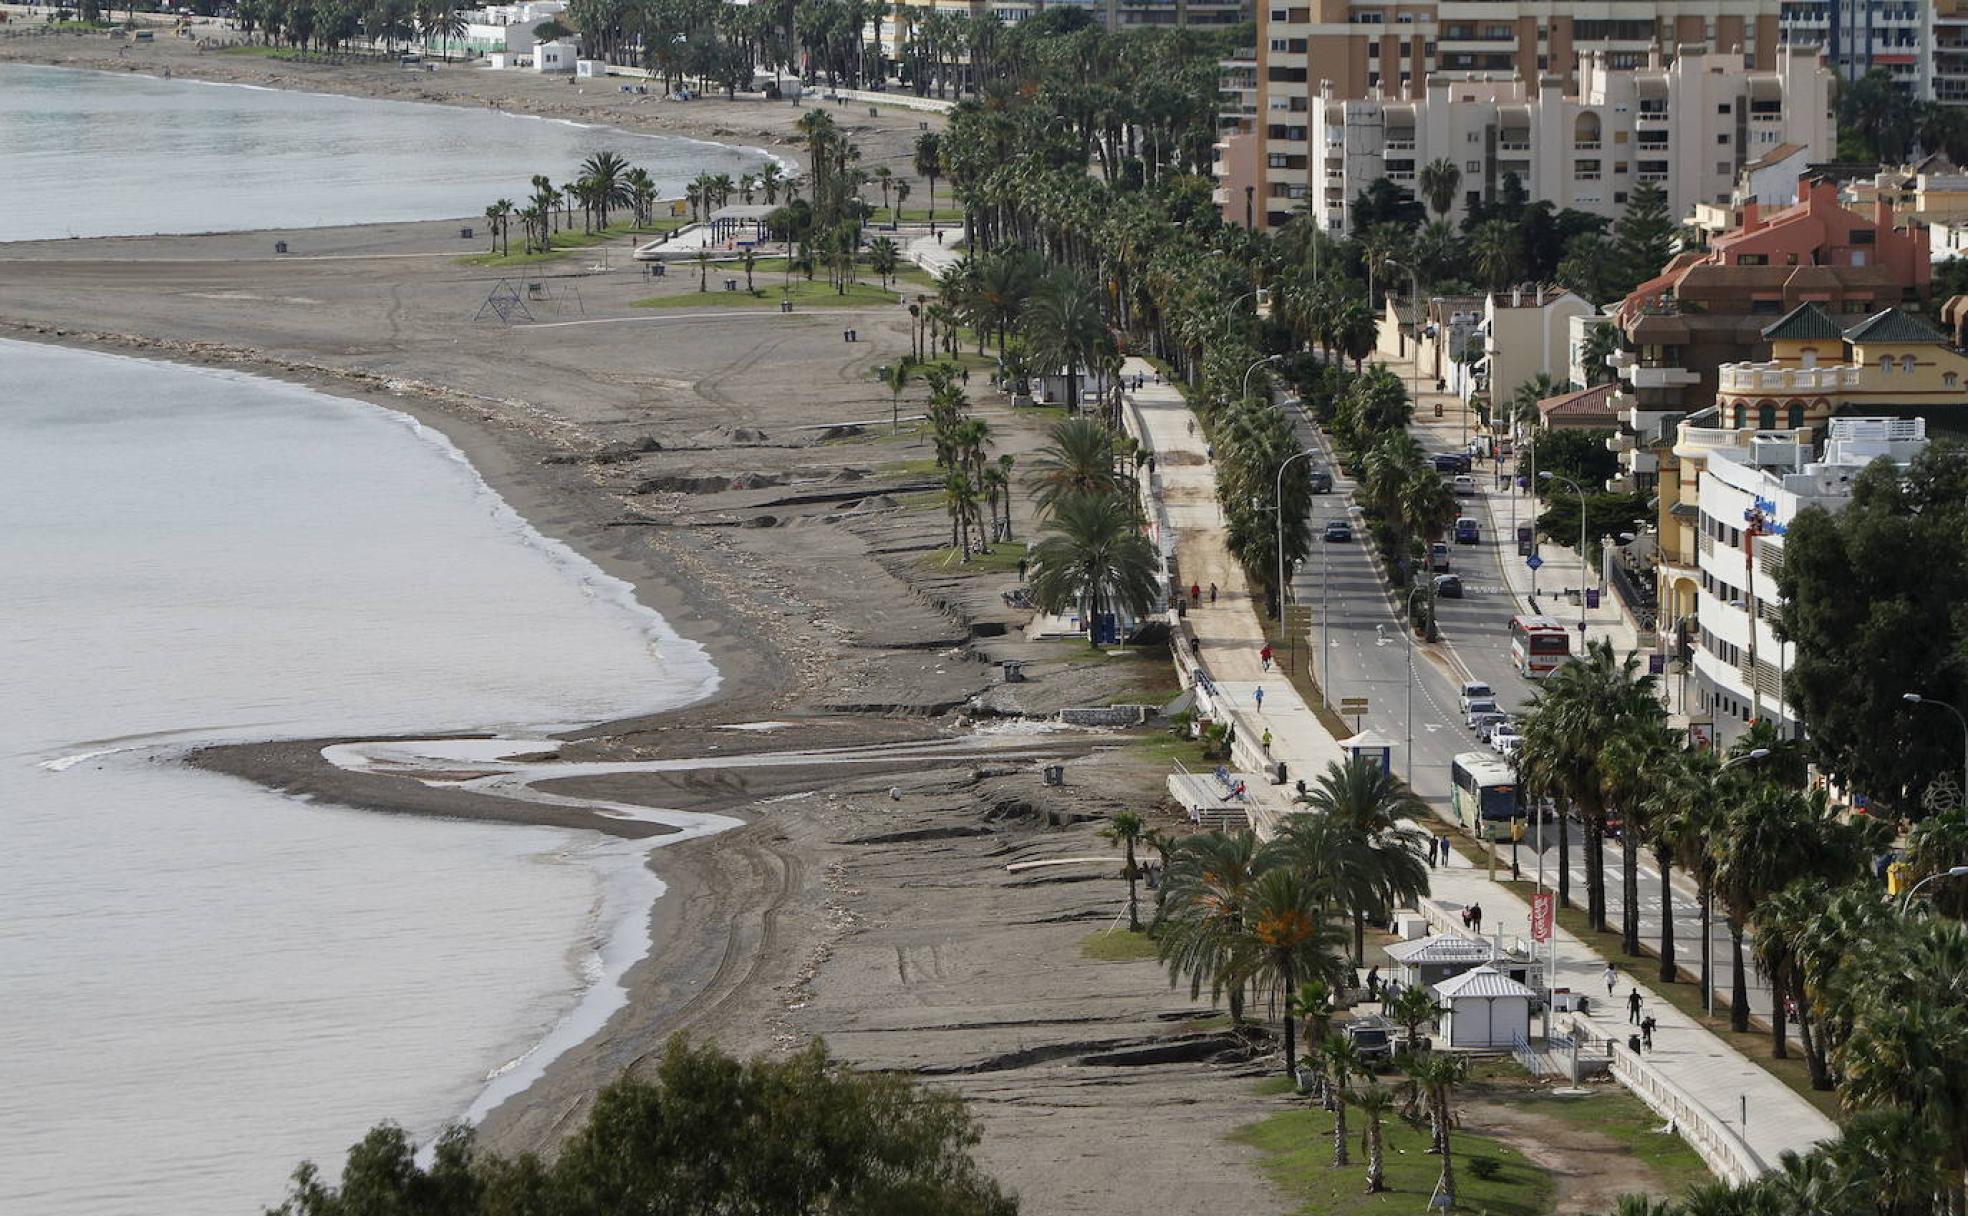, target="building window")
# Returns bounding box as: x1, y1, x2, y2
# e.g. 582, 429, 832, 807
1759, 403, 1777, 429
1614, 191, 1627, 203
1853, 229, 1876, 245
1739, 254, 1768, 266
1903, 355, 1917, 373
1466, 160, 1480, 172
1881, 355, 1895, 374
1947, 373, 1960, 388
1733, 403, 1747, 427
1787, 402, 1805, 428
1718, 102, 1732, 114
